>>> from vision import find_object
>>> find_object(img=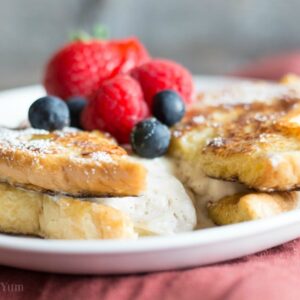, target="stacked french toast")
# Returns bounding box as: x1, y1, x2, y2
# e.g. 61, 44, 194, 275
0, 128, 197, 239
170, 74, 300, 226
